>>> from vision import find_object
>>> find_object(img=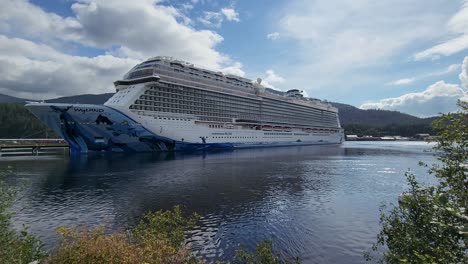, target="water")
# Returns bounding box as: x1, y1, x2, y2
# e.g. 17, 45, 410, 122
1, 142, 438, 263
